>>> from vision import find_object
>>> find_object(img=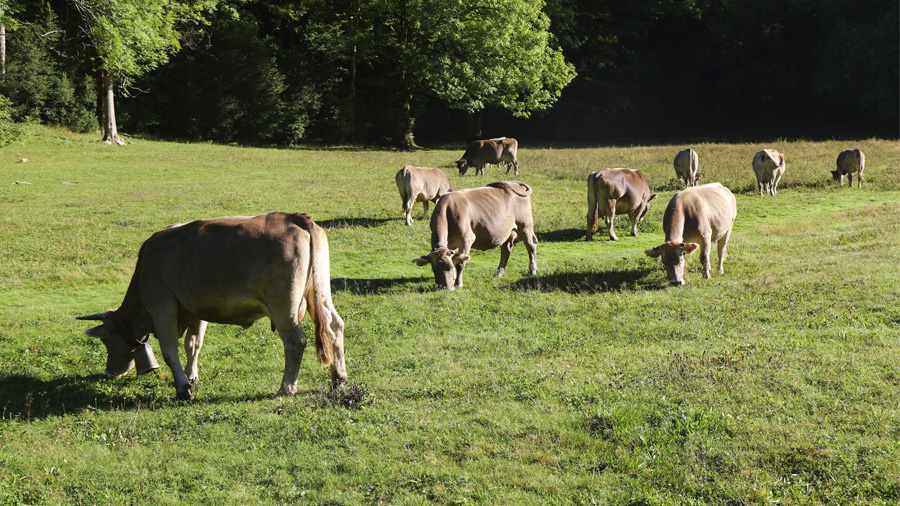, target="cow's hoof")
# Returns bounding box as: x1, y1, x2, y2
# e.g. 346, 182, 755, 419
276, 386, 298, 397
609, 236, 619, 242
494, 269, 506, 278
